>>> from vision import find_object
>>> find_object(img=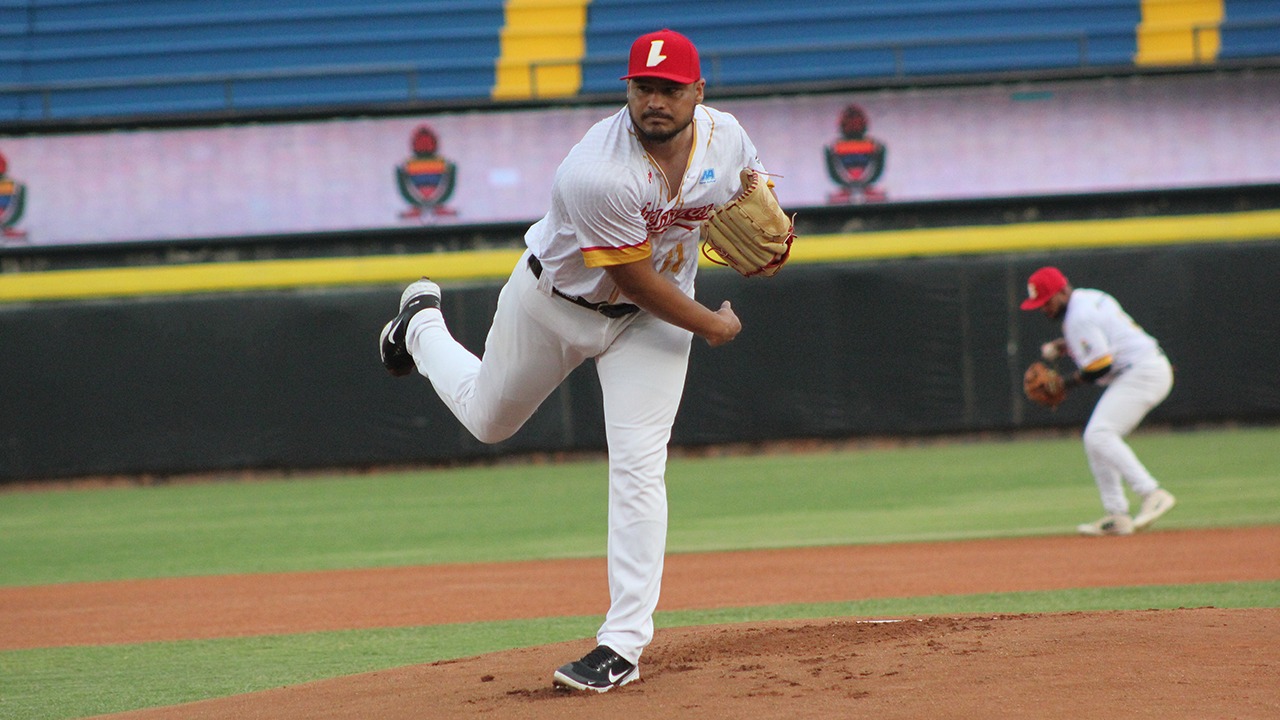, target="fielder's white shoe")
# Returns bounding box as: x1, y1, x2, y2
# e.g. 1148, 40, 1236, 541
379, 278, 441, 377
1077, 513, 1134, 537
1133, 489, 1176, 530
